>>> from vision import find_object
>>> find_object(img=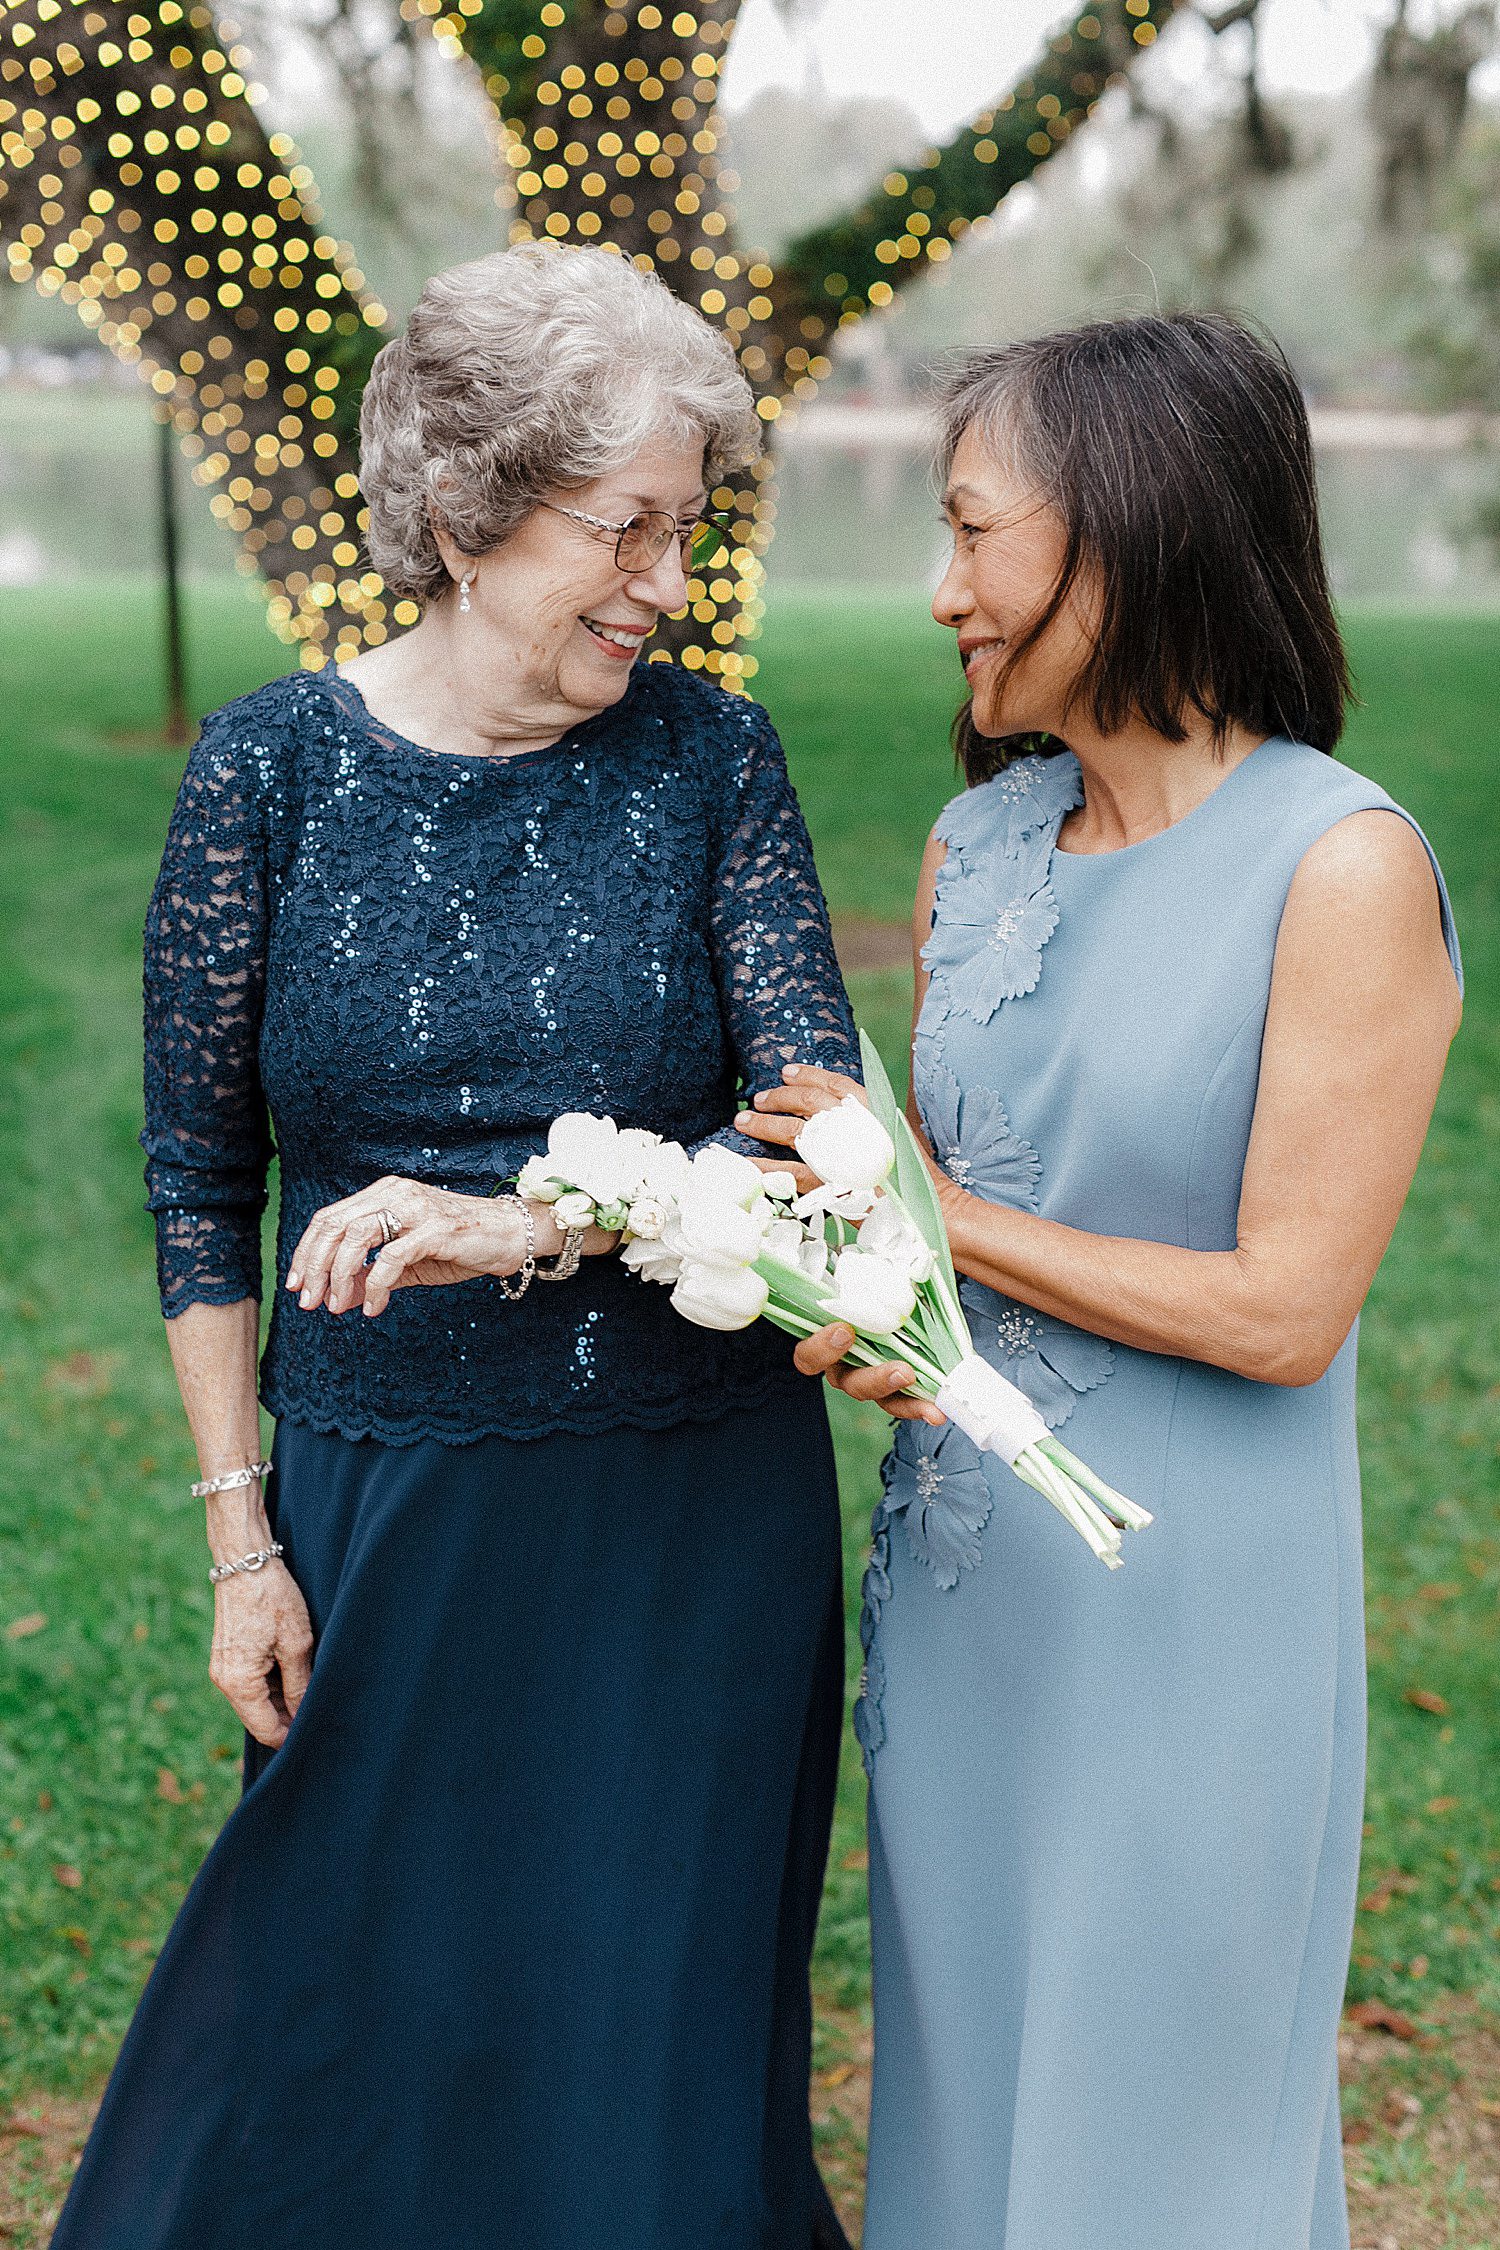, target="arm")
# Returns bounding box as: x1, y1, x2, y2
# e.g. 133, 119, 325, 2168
705, 700, 861, 1155
143, 714, 310, 1746
748, 811, 1461, 1397
944, 812, 1459, 1384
